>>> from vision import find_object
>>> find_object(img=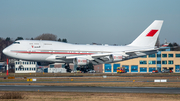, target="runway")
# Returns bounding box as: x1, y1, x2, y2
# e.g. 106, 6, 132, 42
0, 85, 180, 94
